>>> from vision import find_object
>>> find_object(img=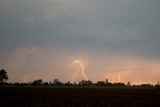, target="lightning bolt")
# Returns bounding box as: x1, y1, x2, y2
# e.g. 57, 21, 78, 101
74, 60, 88, 81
